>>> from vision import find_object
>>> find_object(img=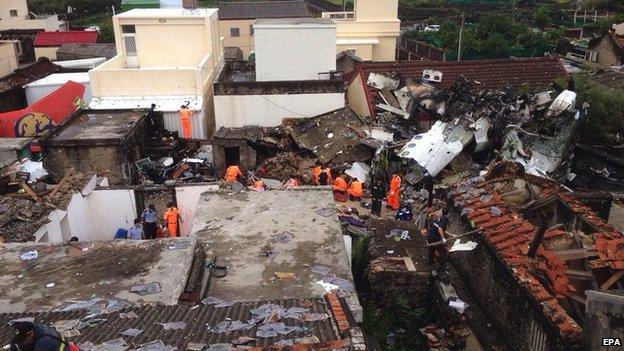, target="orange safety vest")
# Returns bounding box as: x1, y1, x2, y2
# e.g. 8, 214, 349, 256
348, 180, 363, 197
390, 175, 401, 192
224, 165, 242, 182
164, 207, 179, 225
312, 166, 321, 184
179, 108, 193, 121
333, 177, 348, 192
